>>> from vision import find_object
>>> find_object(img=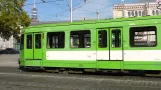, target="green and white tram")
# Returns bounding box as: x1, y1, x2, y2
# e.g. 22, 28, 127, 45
19, 15, 161, 74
